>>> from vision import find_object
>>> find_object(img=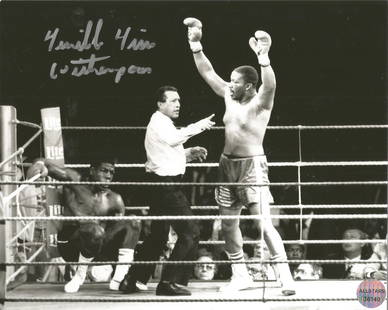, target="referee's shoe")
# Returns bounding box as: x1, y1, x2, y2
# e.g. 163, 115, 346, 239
156, 281, 192, 296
